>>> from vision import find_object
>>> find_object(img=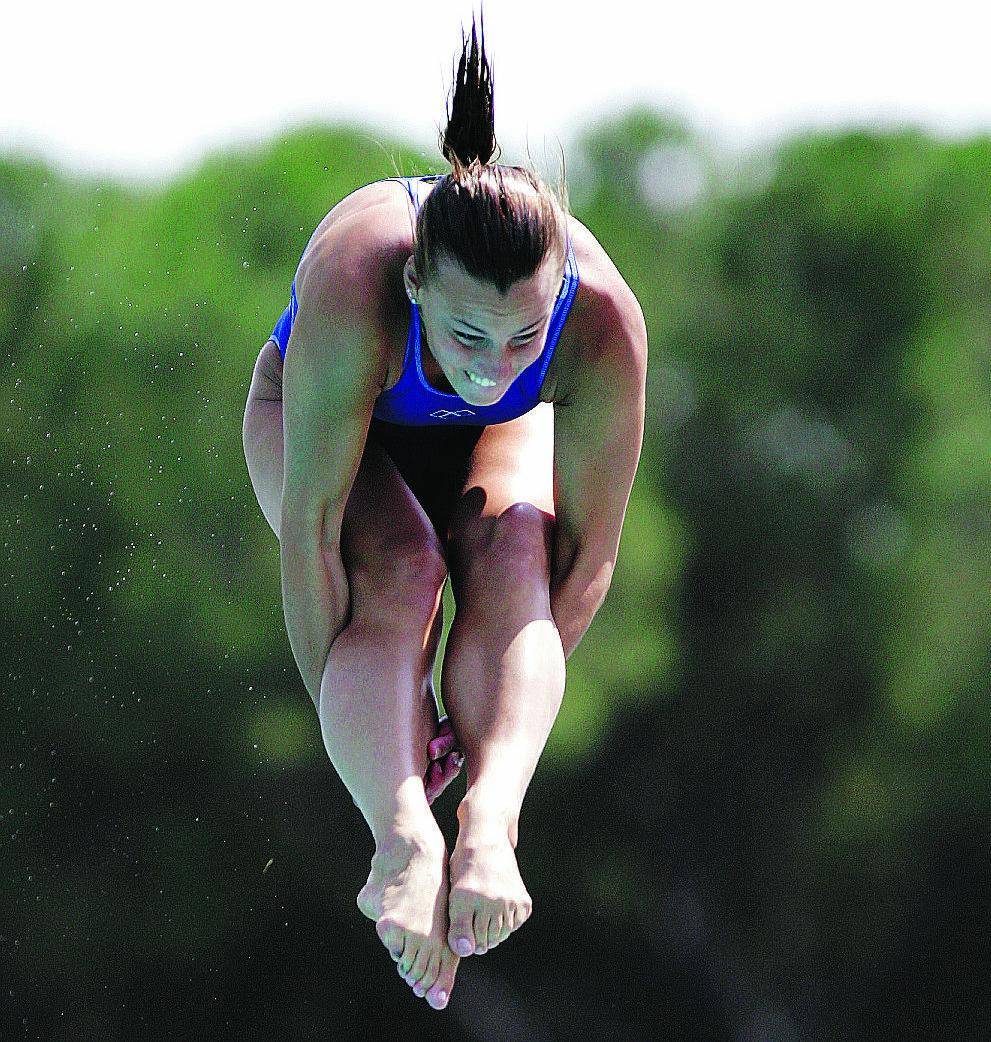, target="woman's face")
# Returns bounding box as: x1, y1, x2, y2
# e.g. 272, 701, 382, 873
403, 250, 563, 404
